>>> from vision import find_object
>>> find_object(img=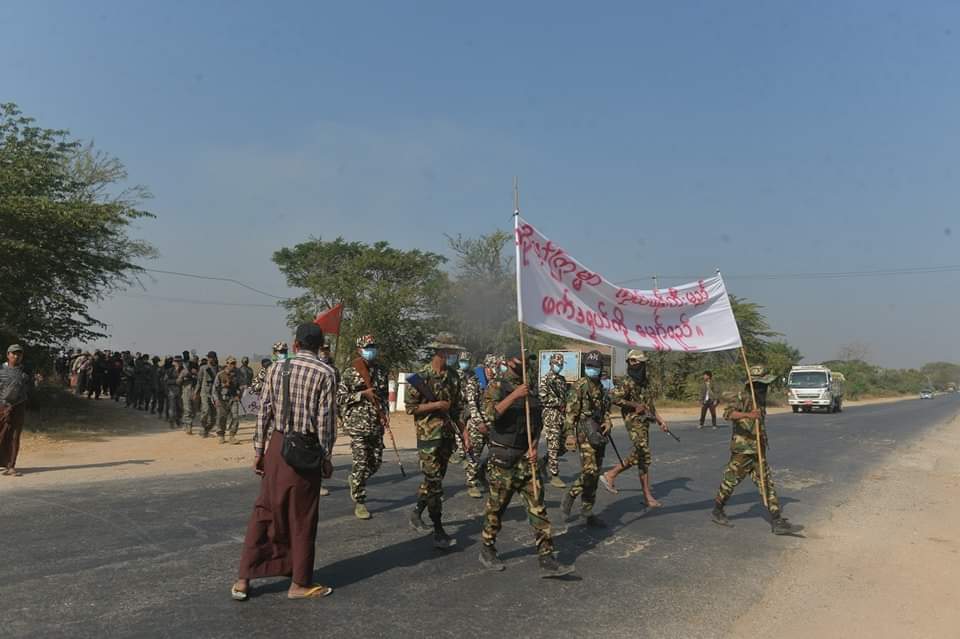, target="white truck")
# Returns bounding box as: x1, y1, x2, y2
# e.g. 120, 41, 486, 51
787, 365, 845, 413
